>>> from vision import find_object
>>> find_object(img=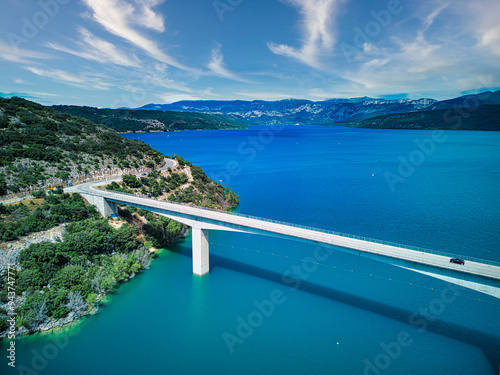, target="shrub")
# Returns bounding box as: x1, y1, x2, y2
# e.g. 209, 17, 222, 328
32, 190, 46, 198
